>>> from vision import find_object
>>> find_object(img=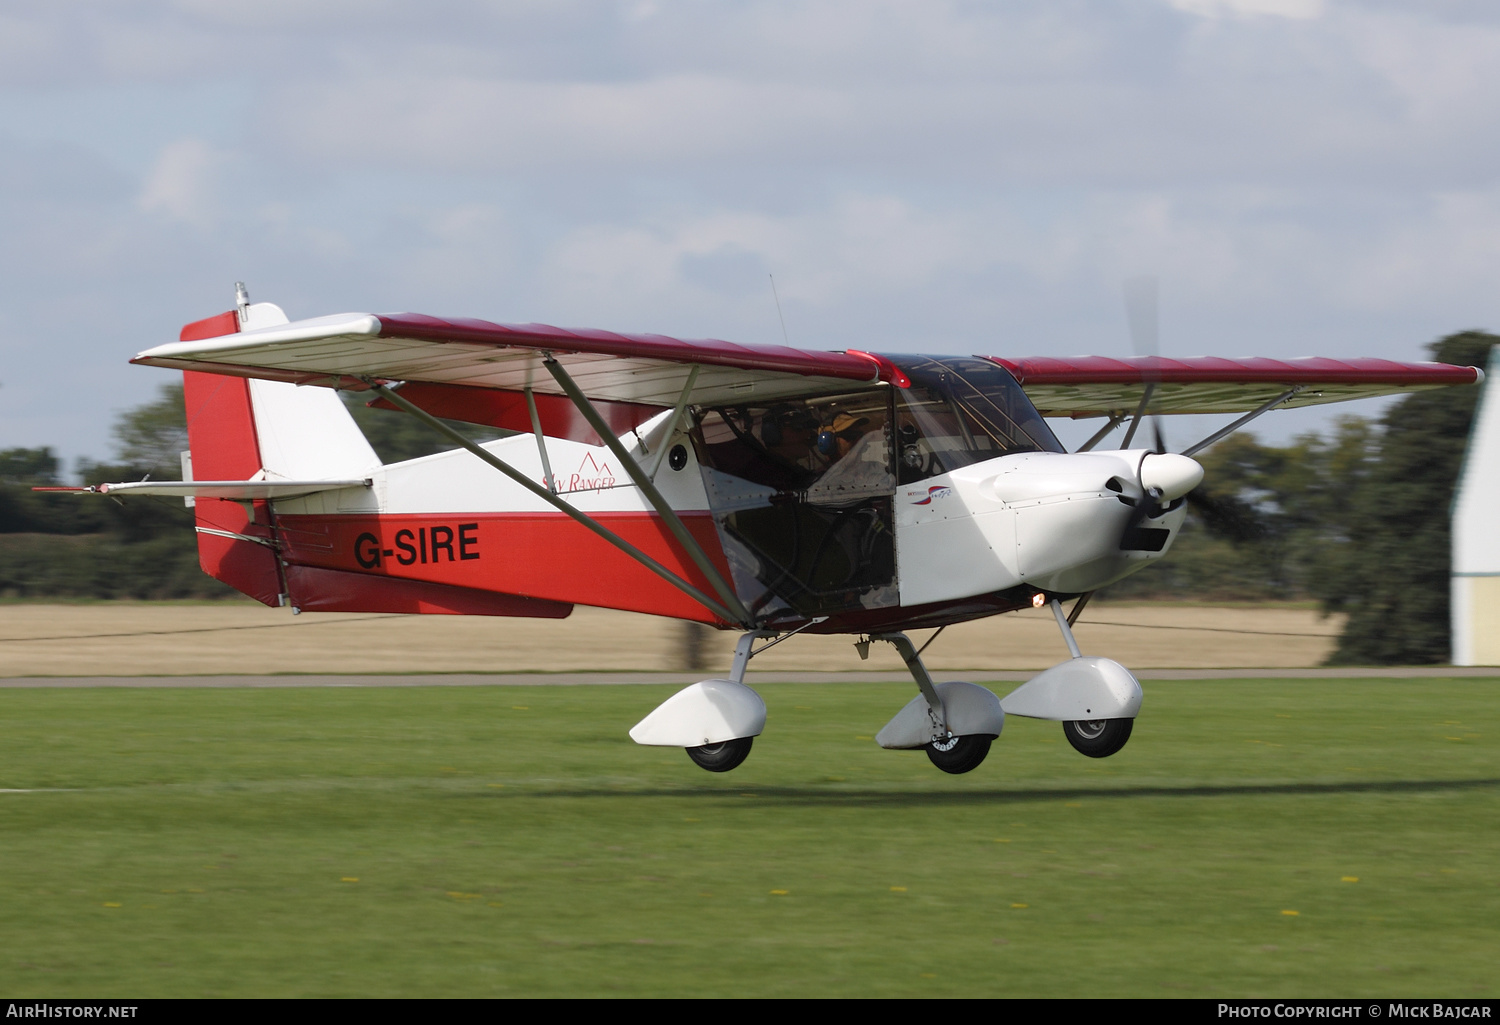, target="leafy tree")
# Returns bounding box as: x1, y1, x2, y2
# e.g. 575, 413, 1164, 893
112, 382, 190, 478
1099, 428, 1357, 603
1313, 331, 1497, 664
0, 380, 509, 599
1102, 328, 1493, 667
0, 447, 119, 536
0, 384, 225, 599
0, 447, 62, 485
